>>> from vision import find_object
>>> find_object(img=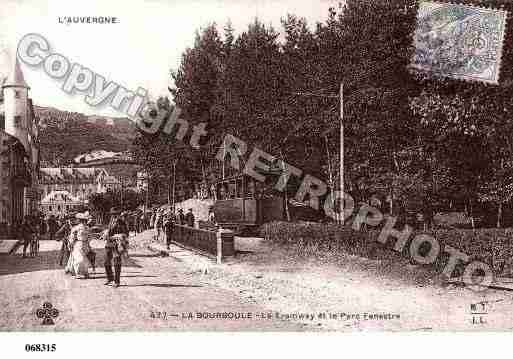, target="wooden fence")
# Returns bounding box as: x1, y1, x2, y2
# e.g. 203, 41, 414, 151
171, 225, 234, 262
